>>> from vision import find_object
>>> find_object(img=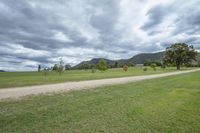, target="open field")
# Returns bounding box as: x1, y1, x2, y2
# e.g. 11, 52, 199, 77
0, 71, 200, 132
0, 67, 191, 88
0, 68, 199, 100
